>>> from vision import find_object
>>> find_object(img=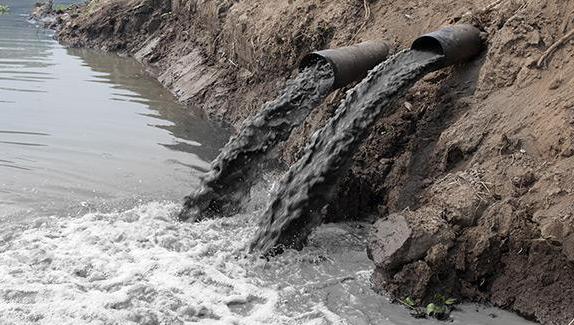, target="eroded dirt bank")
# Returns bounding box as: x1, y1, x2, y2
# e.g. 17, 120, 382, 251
51, 0, 574, 323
